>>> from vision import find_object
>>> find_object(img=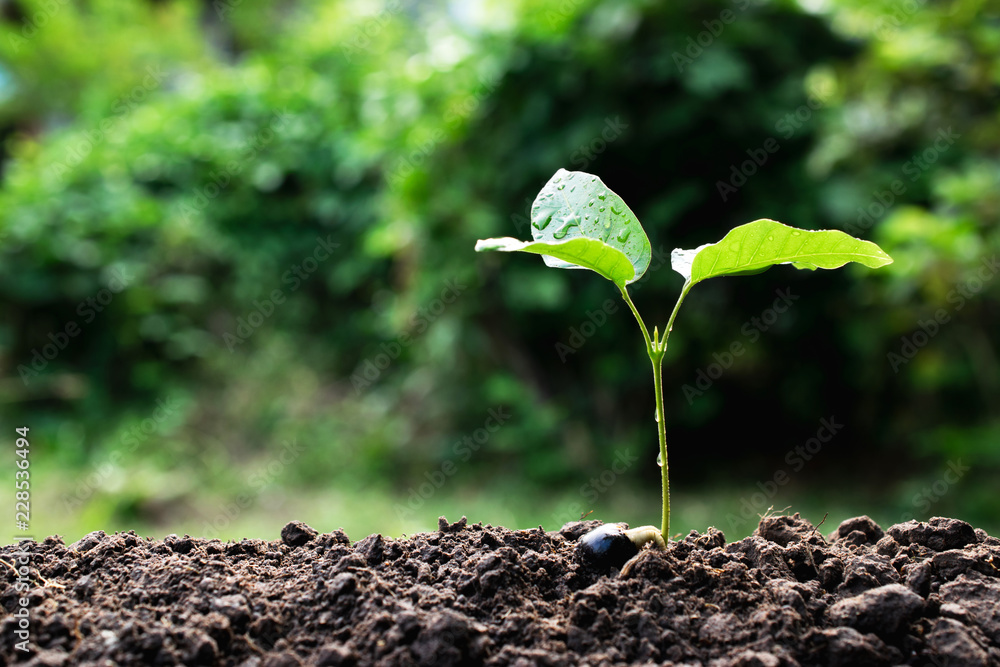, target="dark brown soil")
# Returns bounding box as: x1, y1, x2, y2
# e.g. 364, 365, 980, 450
2, 514, 999, 666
